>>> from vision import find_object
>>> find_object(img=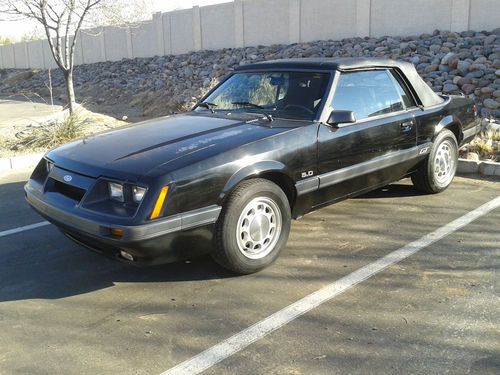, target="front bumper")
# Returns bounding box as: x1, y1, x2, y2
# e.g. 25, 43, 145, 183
25, 183, 221, 265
